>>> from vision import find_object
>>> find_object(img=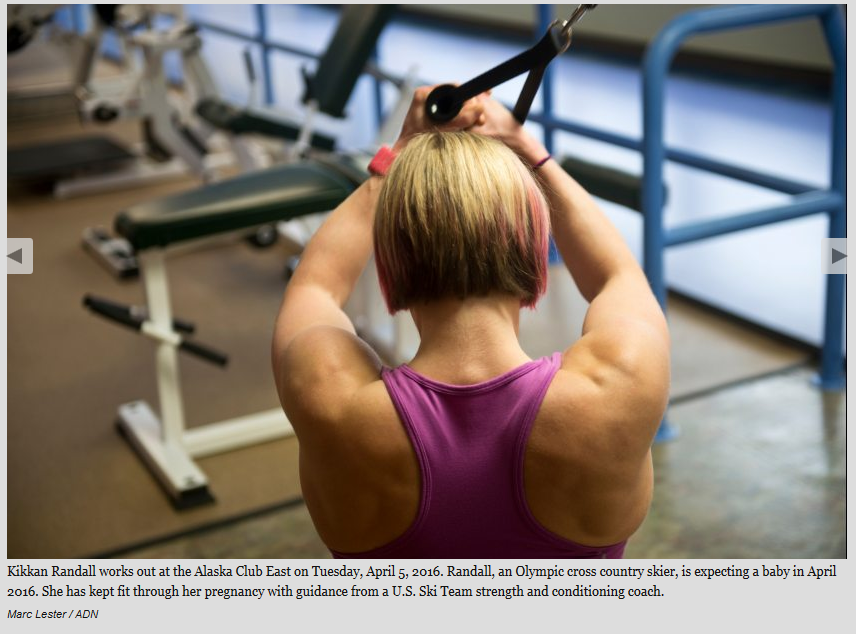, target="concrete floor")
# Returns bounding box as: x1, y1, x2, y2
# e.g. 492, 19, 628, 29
117, 366, 845, 560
